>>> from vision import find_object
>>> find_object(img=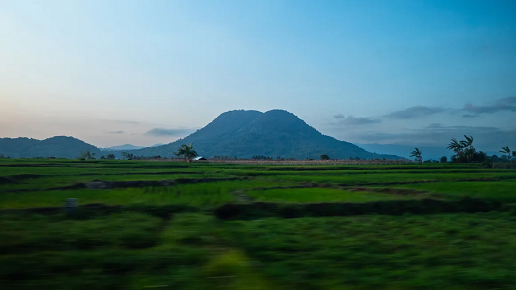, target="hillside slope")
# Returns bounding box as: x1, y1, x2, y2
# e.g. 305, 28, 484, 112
127, 110, 402, 160
0, 136, 101, 158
